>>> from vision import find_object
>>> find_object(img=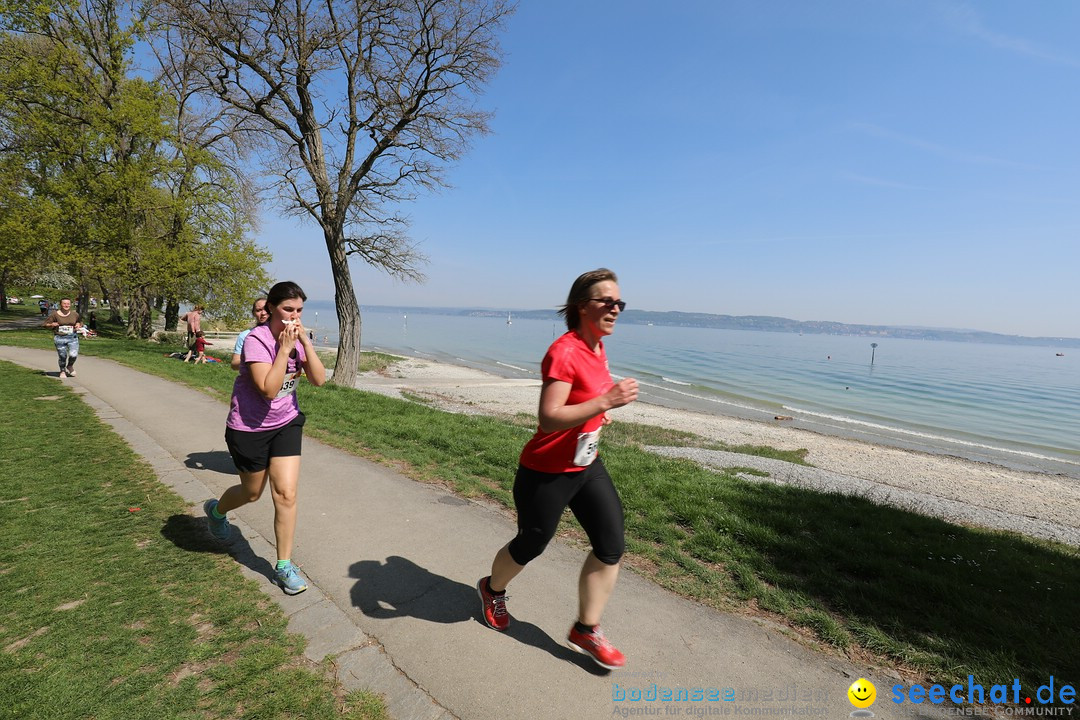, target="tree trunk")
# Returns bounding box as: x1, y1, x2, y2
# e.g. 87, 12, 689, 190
100, 278, 124, 324
0, 270, 7, 312
126, 286, 154, 338
77, 282, 91, 317
164, 297, 180, 331
325, 227, 362, 387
